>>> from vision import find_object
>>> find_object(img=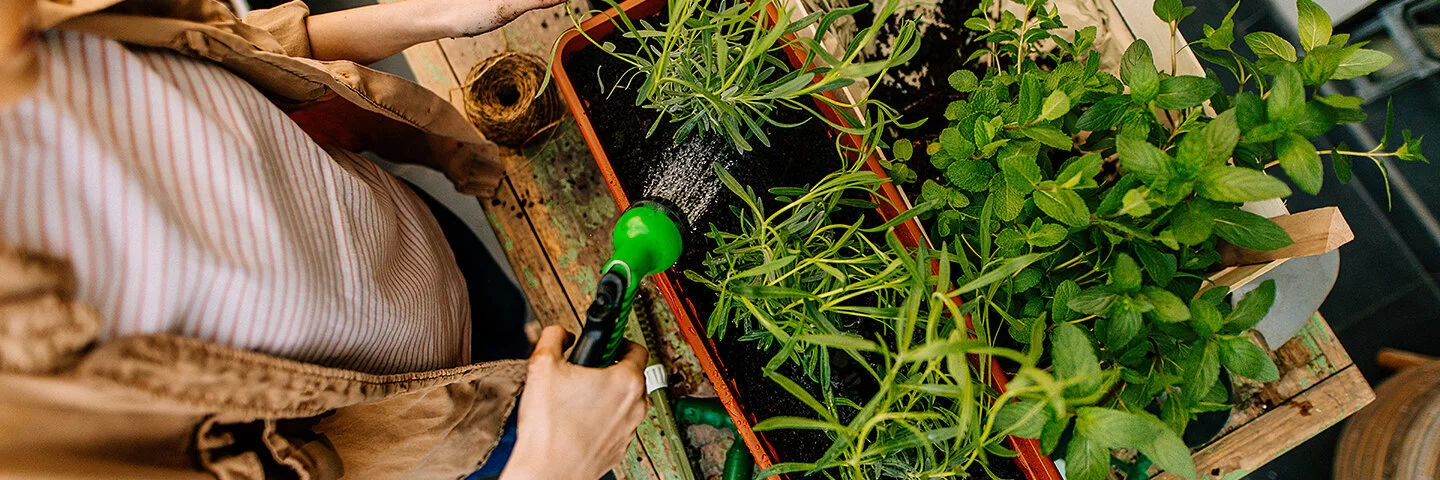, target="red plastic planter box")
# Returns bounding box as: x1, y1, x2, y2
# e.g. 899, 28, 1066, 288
551, 1, 1063, 478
